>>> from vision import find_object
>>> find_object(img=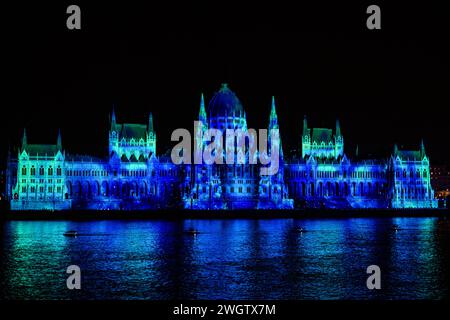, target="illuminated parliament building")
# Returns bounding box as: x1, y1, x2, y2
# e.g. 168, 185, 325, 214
6, 84, 437, 210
